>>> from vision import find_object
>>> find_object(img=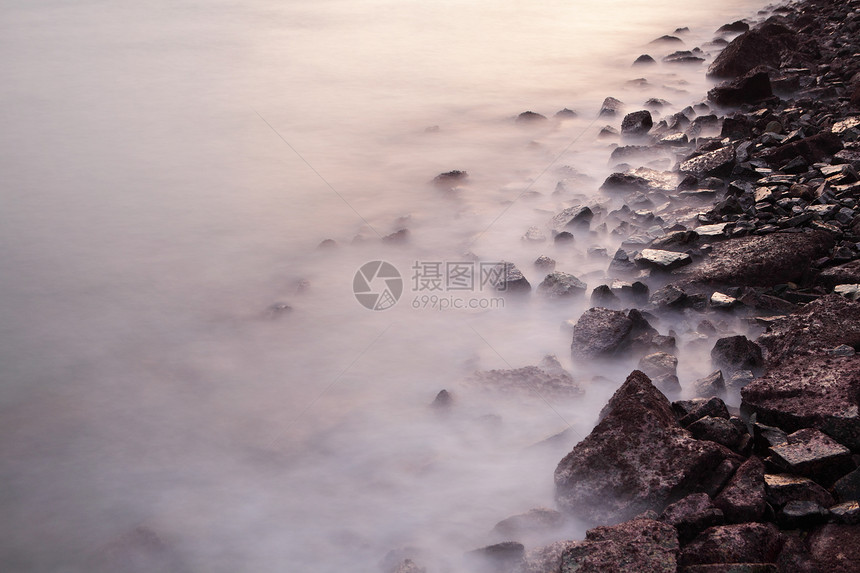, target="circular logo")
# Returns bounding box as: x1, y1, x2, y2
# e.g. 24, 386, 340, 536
353, 261, 403, 311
